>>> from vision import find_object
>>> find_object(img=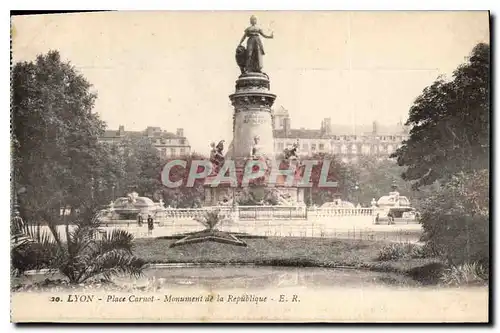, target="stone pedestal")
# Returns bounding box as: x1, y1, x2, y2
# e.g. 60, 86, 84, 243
226, 73, 276, 159
203, 71, 305, 207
